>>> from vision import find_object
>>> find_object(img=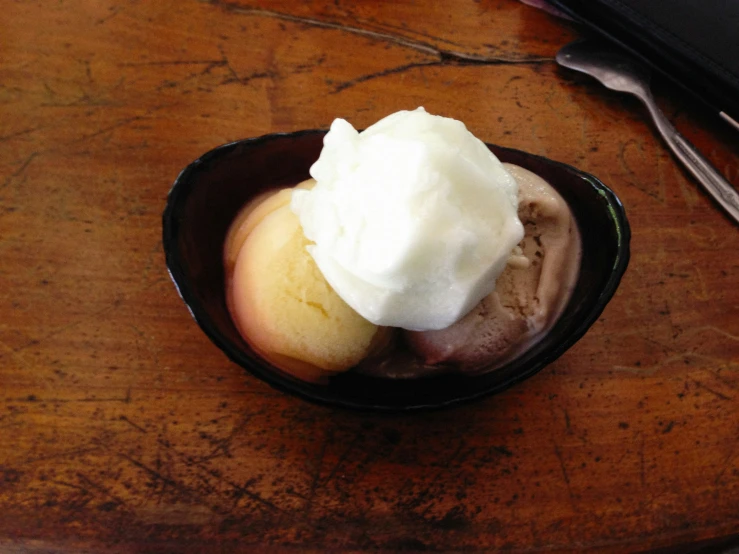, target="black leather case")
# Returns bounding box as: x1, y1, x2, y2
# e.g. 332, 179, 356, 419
548, 0, 739, 126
